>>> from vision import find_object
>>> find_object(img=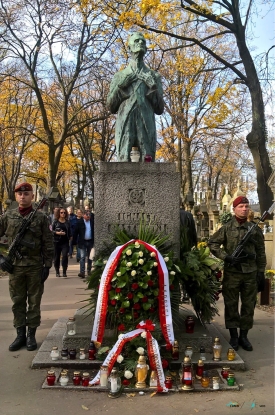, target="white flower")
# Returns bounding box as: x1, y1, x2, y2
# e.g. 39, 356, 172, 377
136, 347, 145, 355
118, 333, 124, 339
141, 332, 147, 339
103, 260, 107, 264
138, 259, 144, 265
150, 252, 156, 257
147, 271, 152, 276
131, 270, 136, 276
117, 272, 121, 276
126, 249, 132, 256
153, 262, 158, 267
170, 271, 175, 275
139, 251, 143, 257
117, 354, 124, 363
164, 257, 169, 262
124, 370, 133, 379
126, 262, 132, 267
135, 242, 140, 248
